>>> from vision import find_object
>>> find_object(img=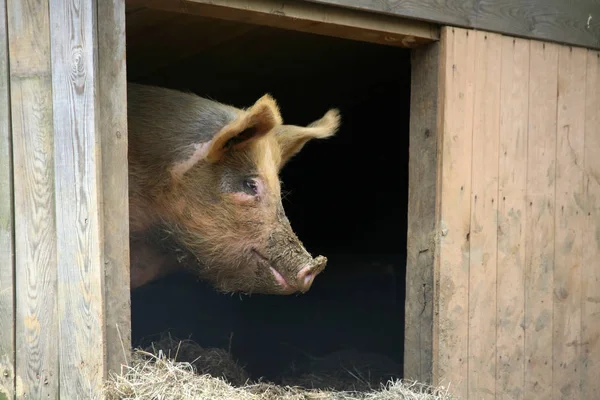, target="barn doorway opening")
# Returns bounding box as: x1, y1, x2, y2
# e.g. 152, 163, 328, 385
126, 9, 411, 390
